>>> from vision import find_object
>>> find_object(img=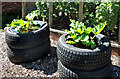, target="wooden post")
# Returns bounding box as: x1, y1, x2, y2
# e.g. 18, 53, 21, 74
79, 1, 83, 22
118, 18, 120, 44
0, 1, 2, 29
22, 0, 26, 19
49, 2, 53, 28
